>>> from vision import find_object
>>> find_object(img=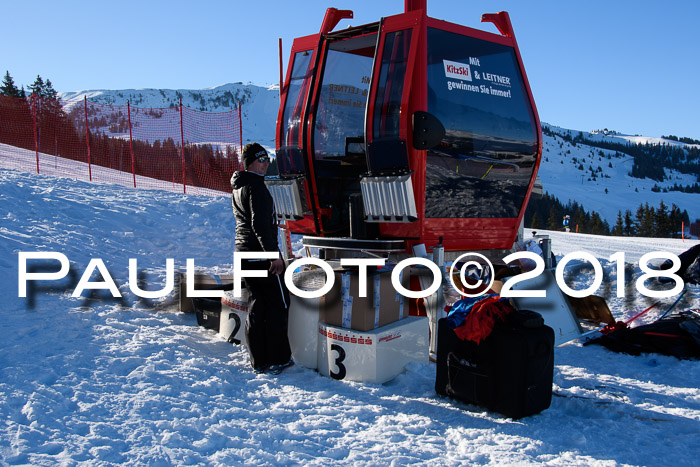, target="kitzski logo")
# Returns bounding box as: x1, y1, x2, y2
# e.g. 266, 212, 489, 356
443, 60, 472, 81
